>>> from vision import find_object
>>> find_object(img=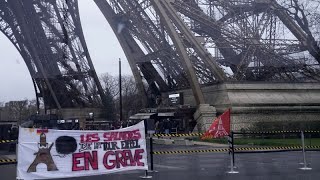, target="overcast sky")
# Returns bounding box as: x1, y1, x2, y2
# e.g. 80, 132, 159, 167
0, 1, 130, 102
